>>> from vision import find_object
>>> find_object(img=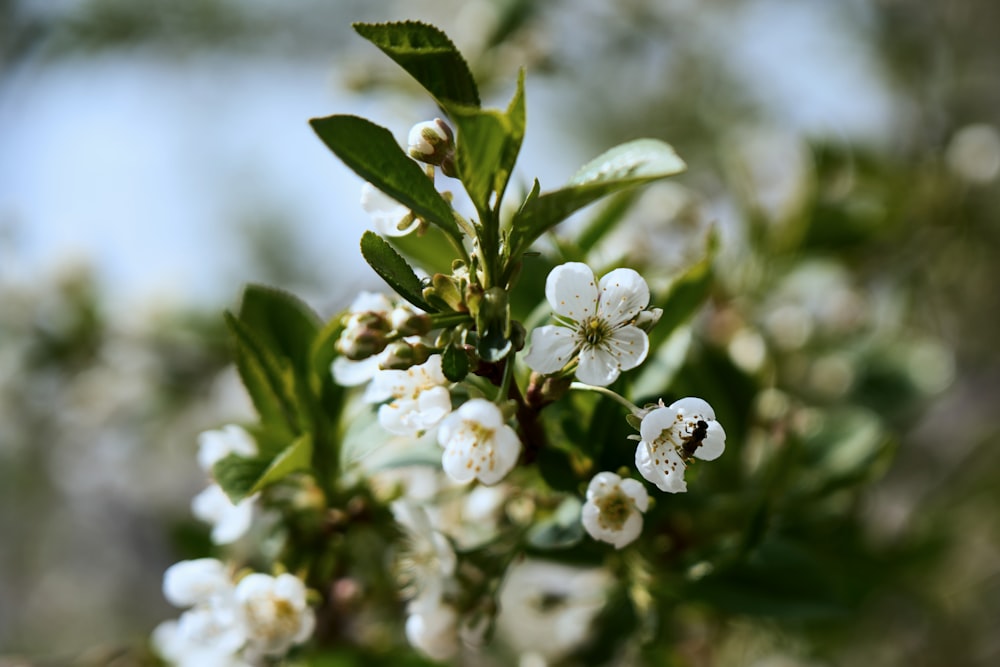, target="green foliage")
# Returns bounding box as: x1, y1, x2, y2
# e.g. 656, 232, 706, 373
309, 115, 460, 238
353, 21, 480, 108
359, 231, 434, 312
507, 139, 687, 267
214, 434, 313, 503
